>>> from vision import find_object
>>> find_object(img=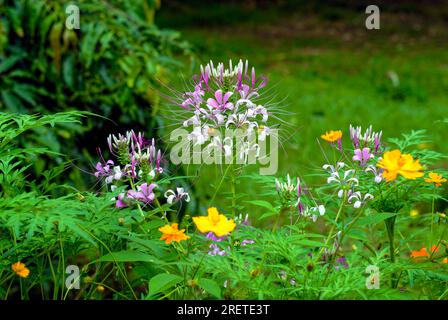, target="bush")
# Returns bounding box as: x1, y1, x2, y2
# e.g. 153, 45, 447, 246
0, 0, 192, 189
